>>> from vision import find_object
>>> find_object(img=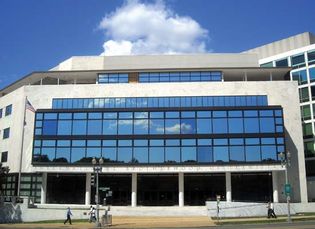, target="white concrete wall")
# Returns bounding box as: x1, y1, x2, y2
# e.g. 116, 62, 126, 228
53, 54, 259, 71
0, 80, 307, 202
